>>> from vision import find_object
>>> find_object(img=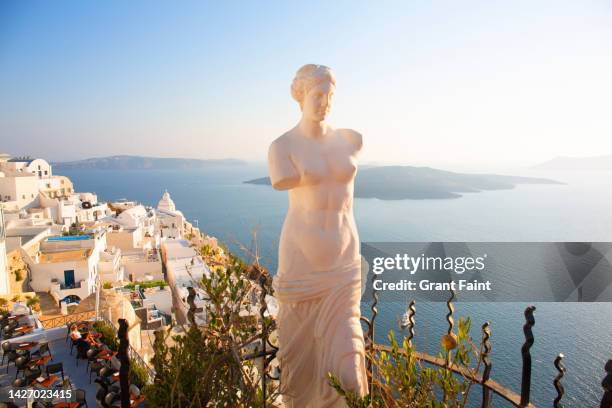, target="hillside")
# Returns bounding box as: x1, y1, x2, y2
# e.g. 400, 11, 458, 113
53, 155, 246, 170
244, 165, 562, 200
